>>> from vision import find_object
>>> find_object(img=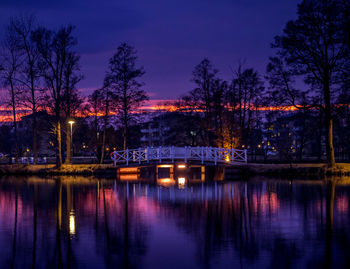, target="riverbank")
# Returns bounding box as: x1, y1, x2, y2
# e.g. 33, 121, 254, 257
0, 164, 117, 176
0, 163, 349, 177
241, 163, 350, 177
